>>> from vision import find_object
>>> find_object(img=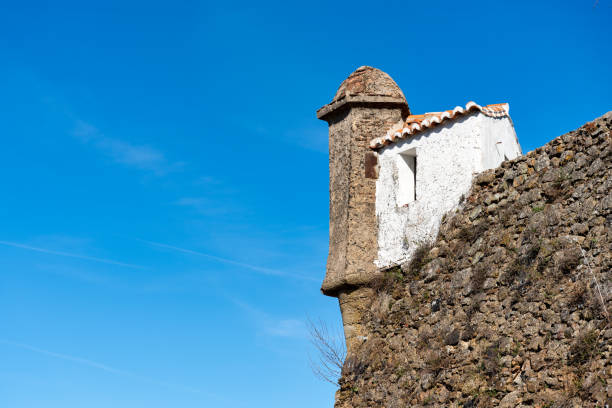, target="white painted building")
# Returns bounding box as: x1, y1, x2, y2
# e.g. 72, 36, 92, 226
370, 102, 522, 267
